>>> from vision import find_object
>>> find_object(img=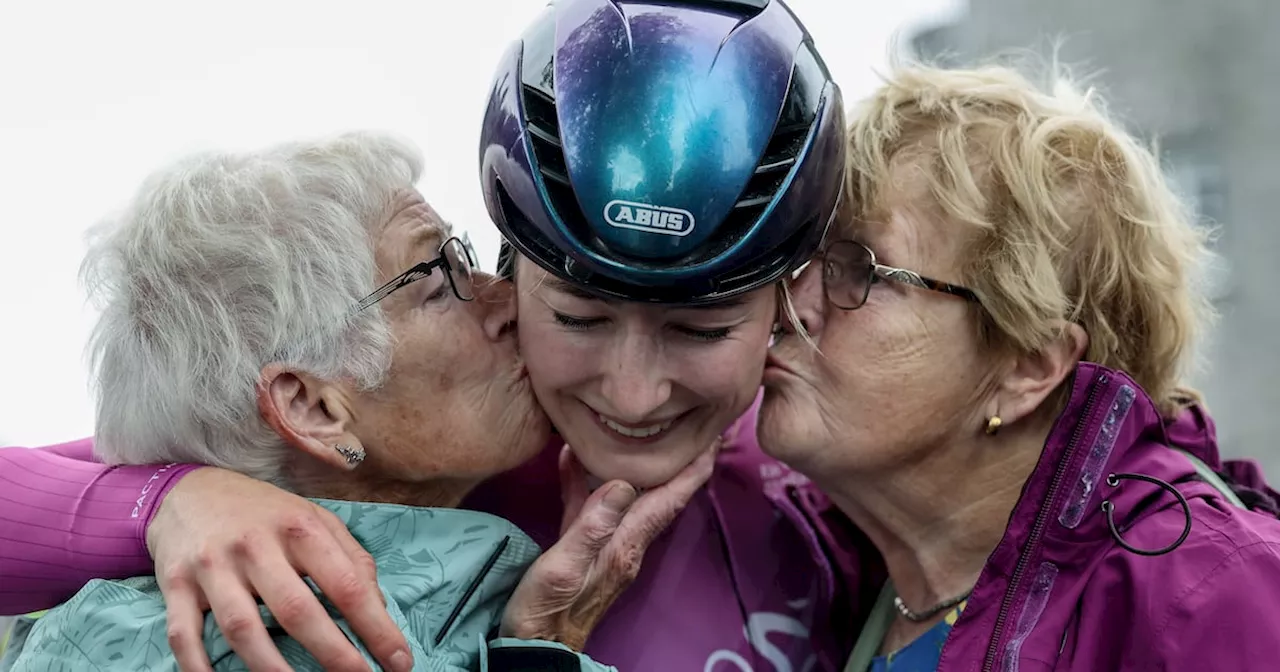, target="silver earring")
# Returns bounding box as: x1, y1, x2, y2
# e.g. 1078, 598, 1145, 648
335, 444, 365, 467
